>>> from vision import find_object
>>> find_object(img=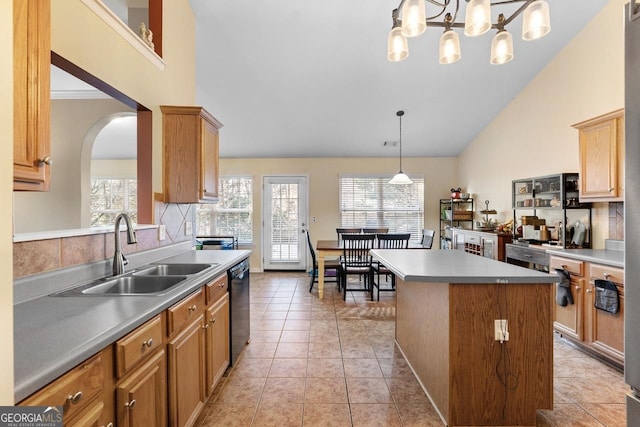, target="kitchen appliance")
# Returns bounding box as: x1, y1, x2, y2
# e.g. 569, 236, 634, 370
625, 1, 640, 419
228, 258, 250, 365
